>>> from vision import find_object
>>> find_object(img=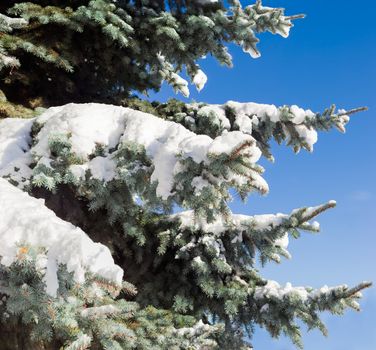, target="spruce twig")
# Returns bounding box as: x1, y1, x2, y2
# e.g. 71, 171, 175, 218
285, 14, 306, 21
344, 281, 373, 298
301, 201, 337, 222
228, 140, 253, 161
338, 106, 368, 117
